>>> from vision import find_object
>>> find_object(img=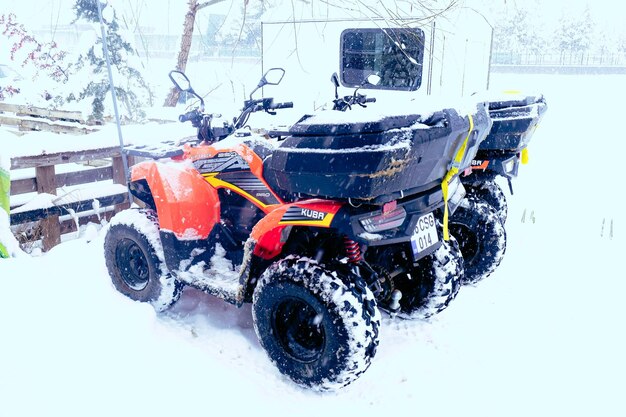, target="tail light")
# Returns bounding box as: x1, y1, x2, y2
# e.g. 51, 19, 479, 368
359, 205, 406, 233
